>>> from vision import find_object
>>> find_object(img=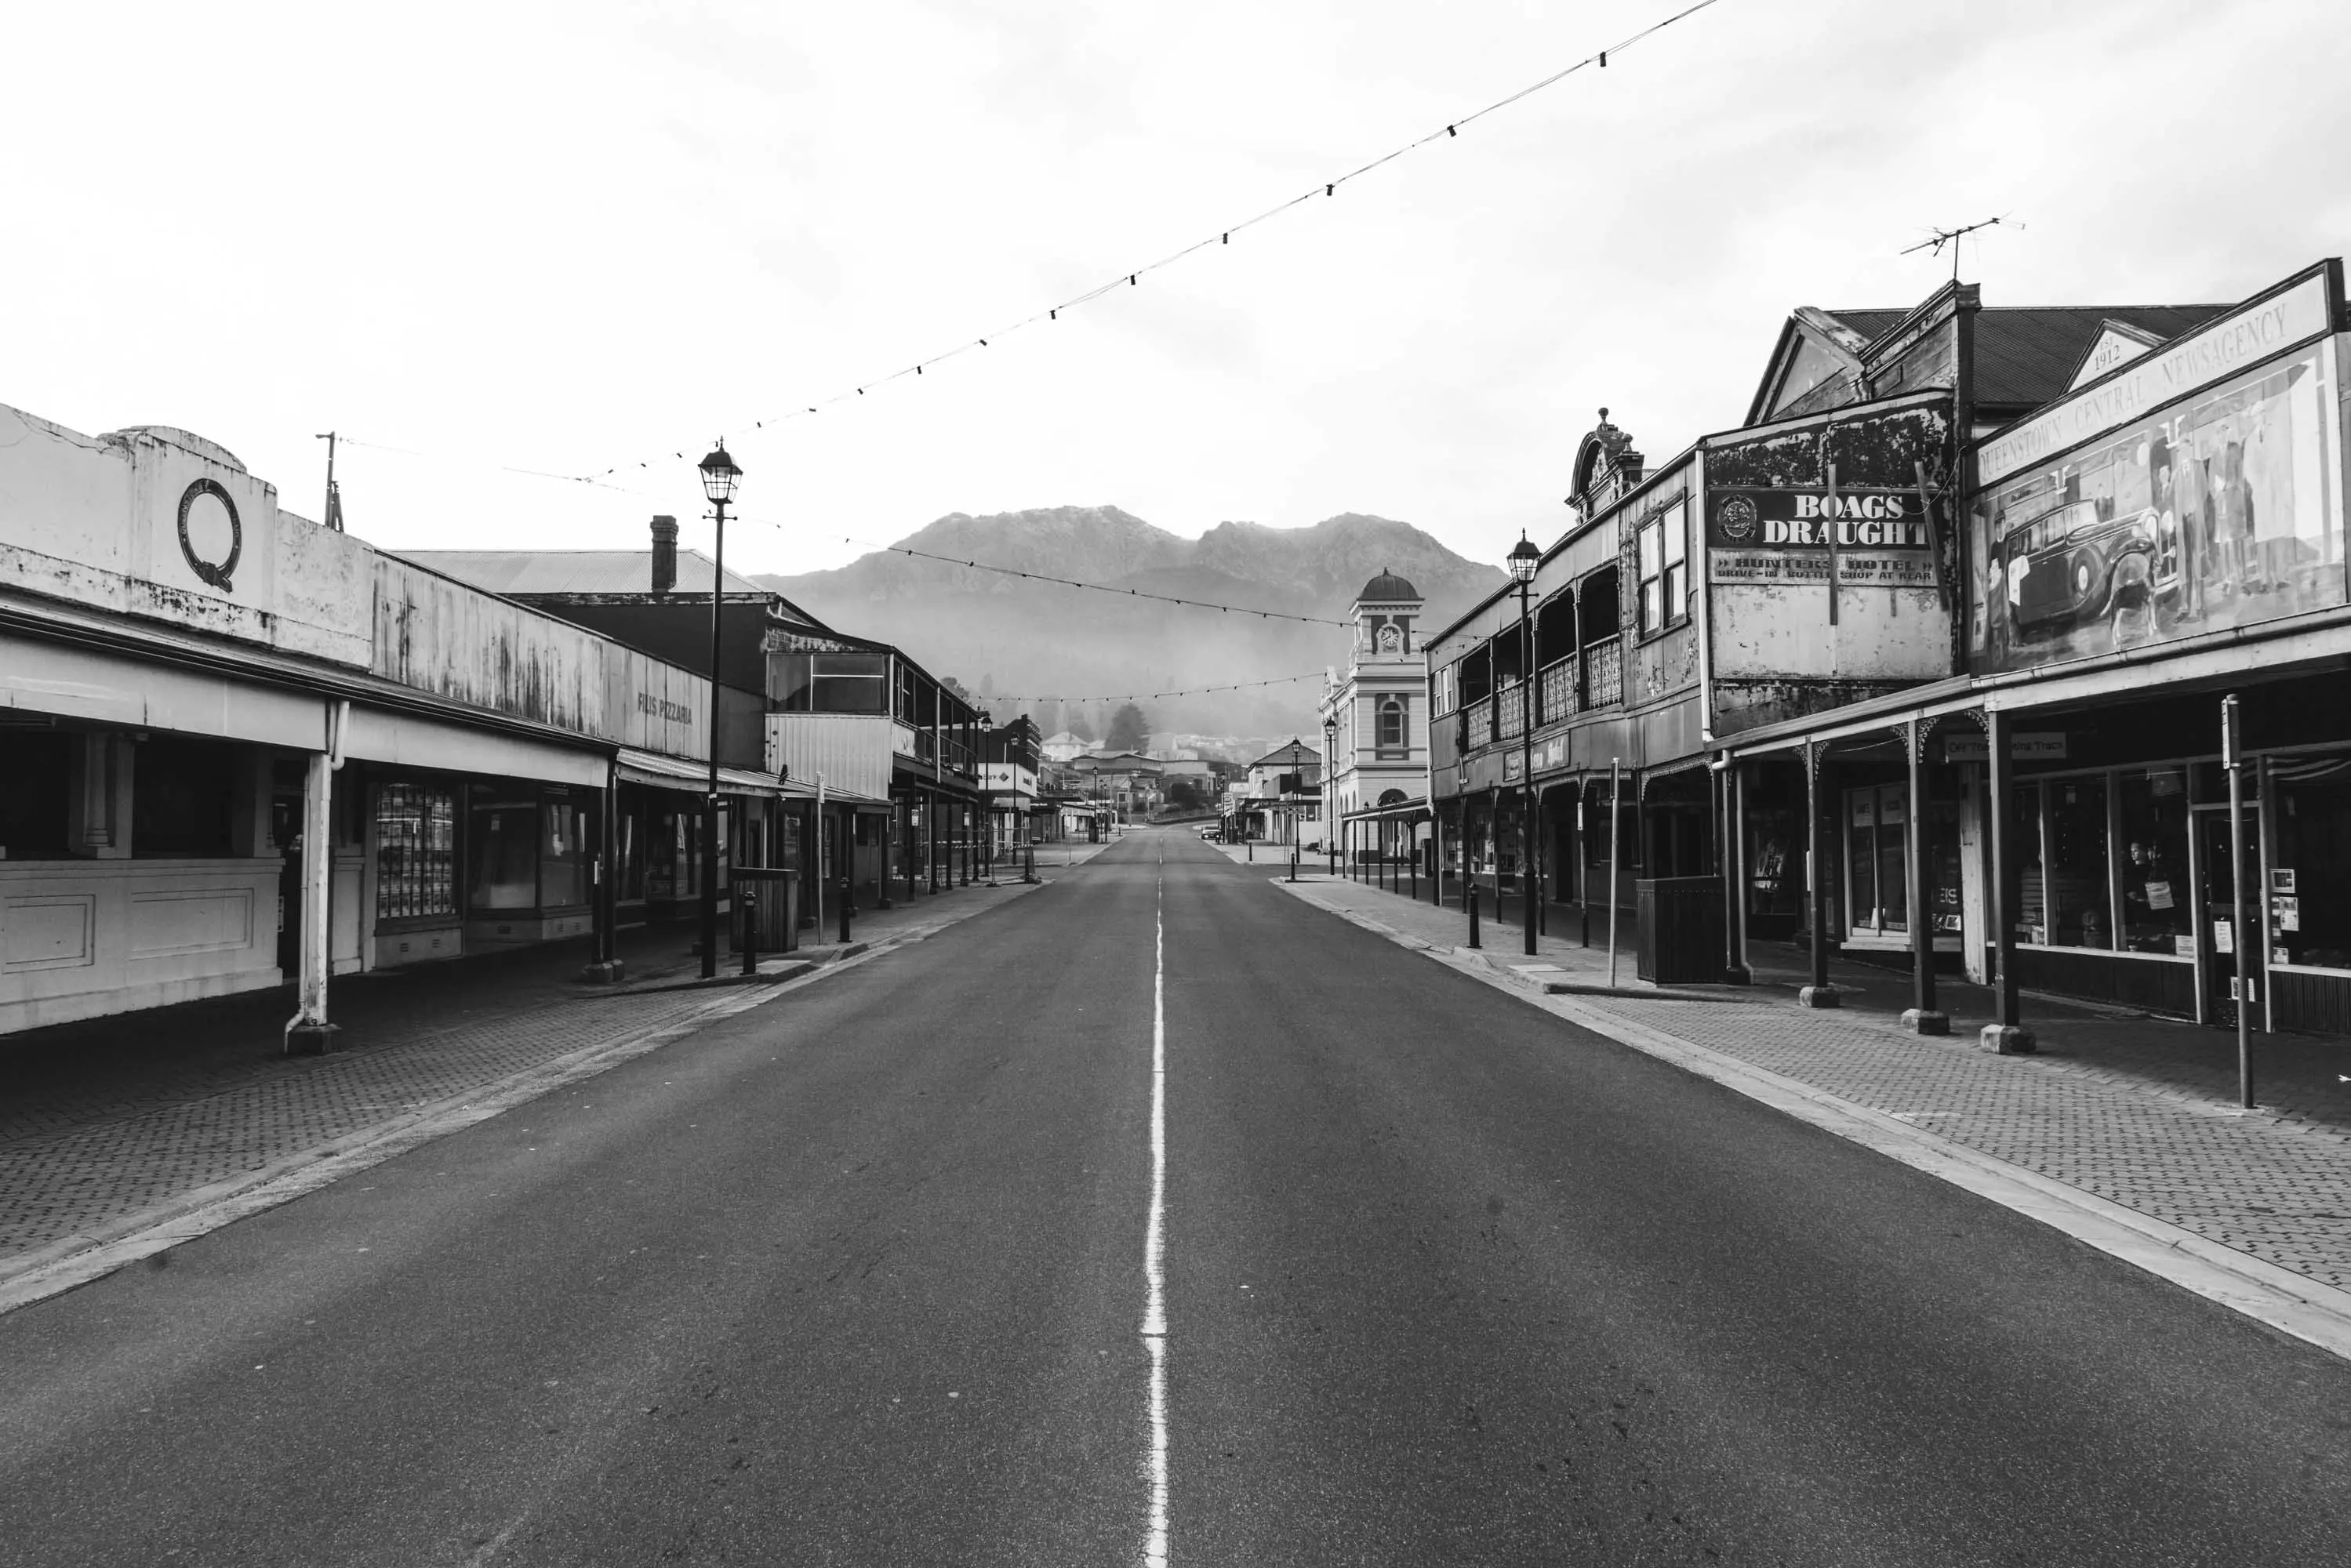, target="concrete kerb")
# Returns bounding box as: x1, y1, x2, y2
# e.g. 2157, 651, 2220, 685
1272, 877, 2351, 1364
0, 872, 1070, 1318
